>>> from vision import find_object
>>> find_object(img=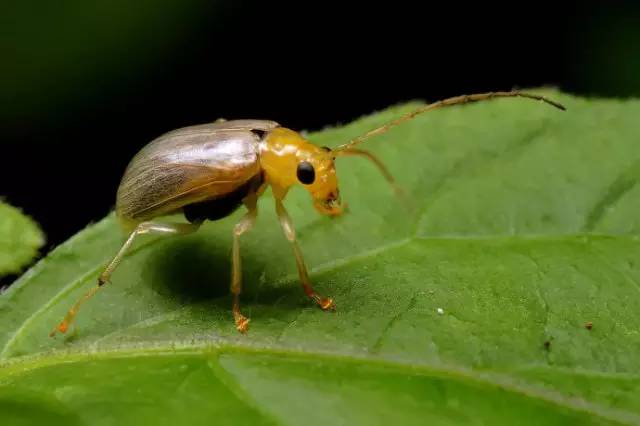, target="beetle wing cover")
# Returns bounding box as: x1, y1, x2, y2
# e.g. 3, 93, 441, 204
116, 120, 279, 223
